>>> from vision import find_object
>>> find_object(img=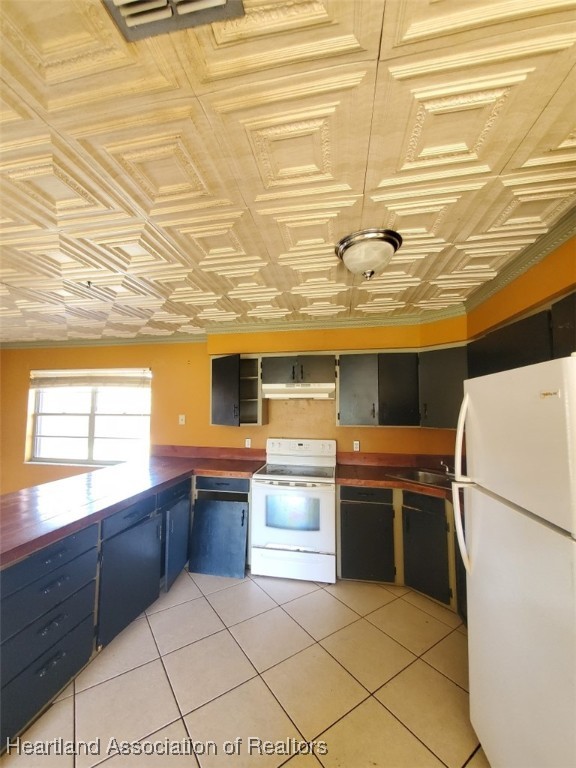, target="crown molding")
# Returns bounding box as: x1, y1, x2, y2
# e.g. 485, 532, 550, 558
464, 208, 576, 312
